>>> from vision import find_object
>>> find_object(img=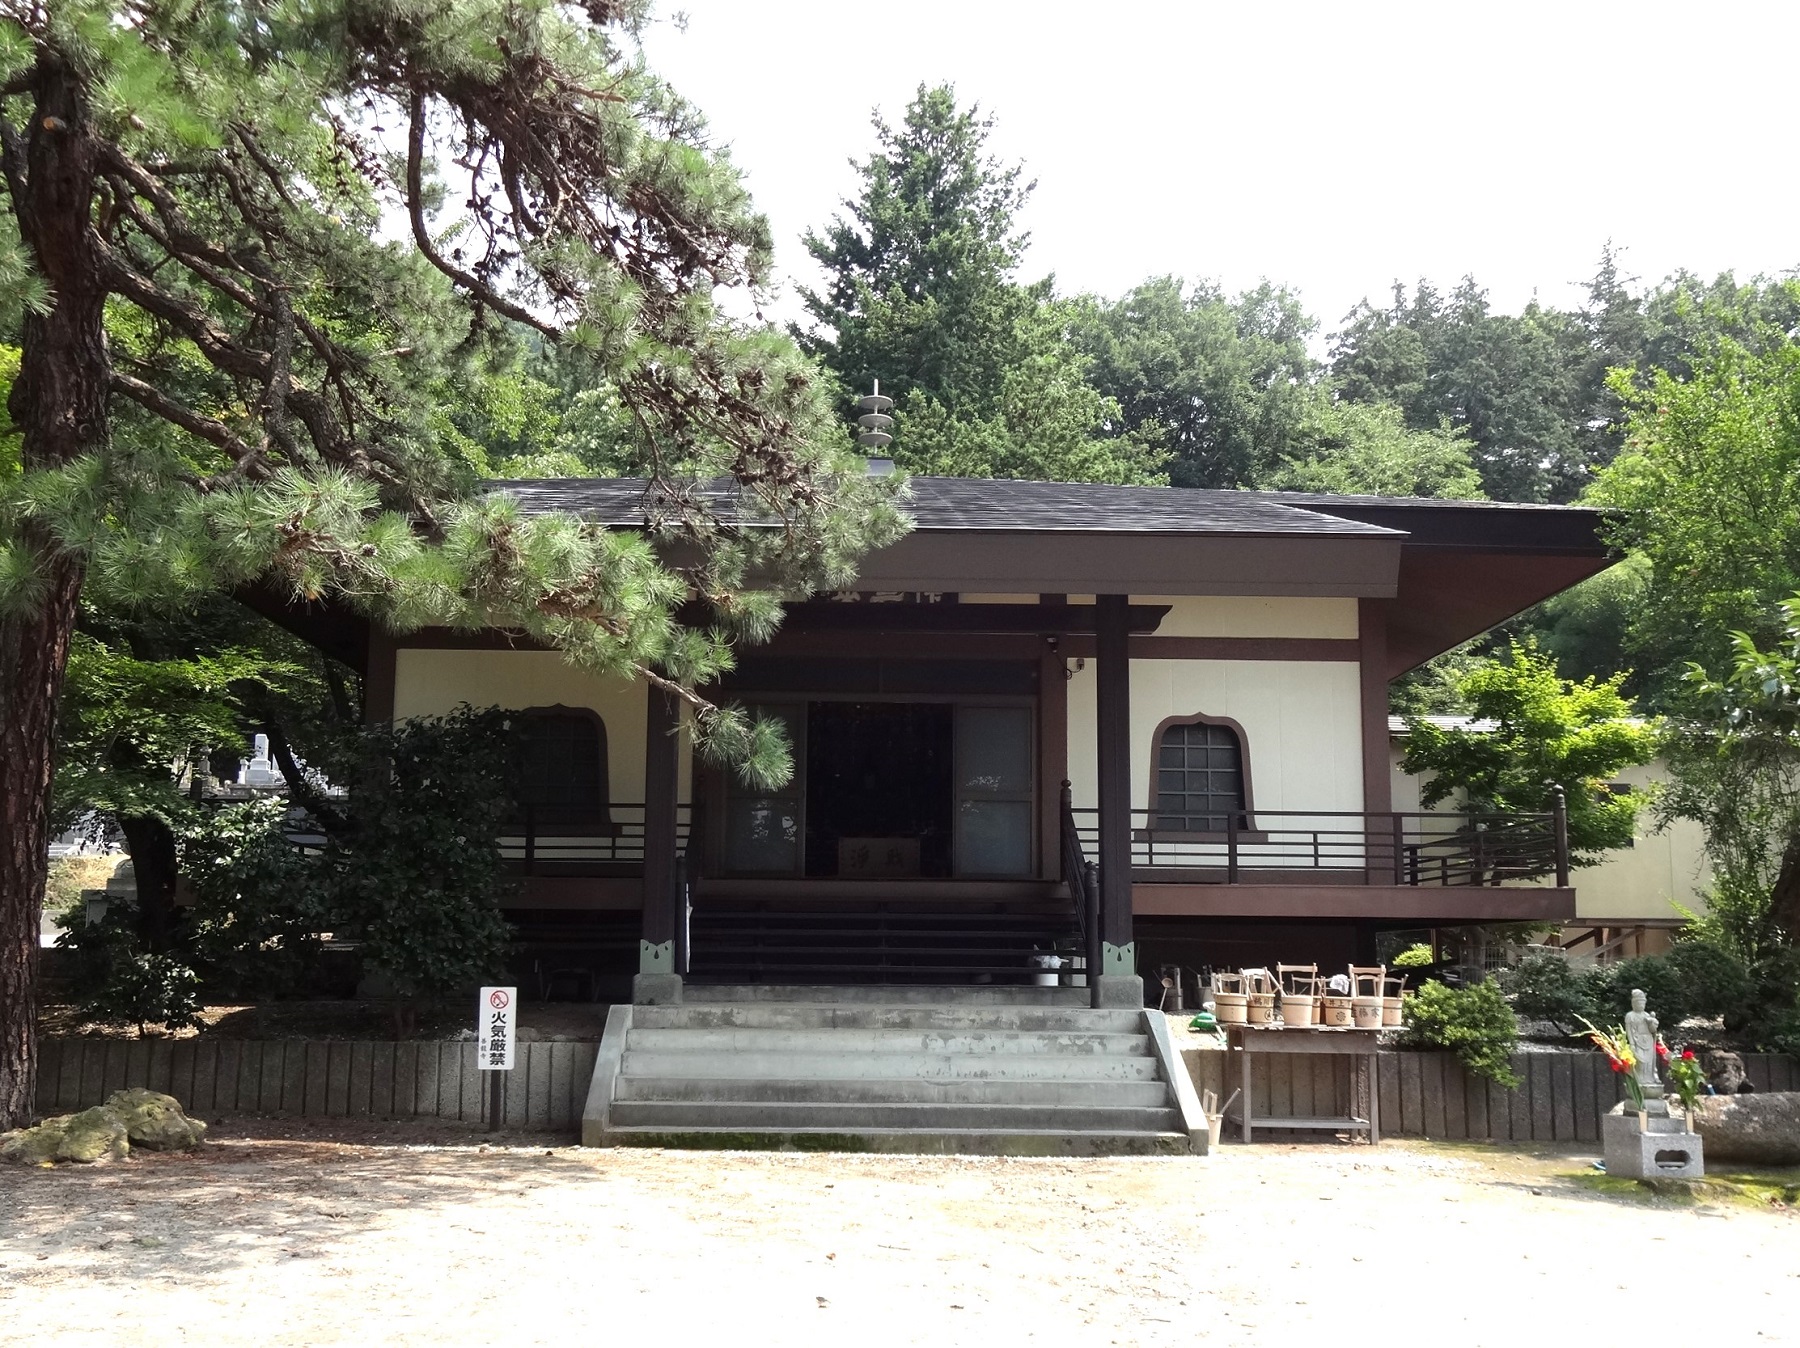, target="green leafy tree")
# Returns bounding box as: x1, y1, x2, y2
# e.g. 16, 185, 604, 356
1528, 554, 1648, 691
1400, 642, 1656, 867
1070, 277, 1317, 489
1592, 333, 1800, 698
1264, 398, 1483, 498
0, 0, 901, 1129
50, 596, 342, 954
1662, 598, 1800, 955
799, 84, 1160, 484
